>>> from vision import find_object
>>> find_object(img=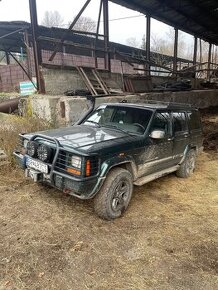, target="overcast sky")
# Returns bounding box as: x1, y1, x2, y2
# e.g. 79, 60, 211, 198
0, 0, 177, 46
